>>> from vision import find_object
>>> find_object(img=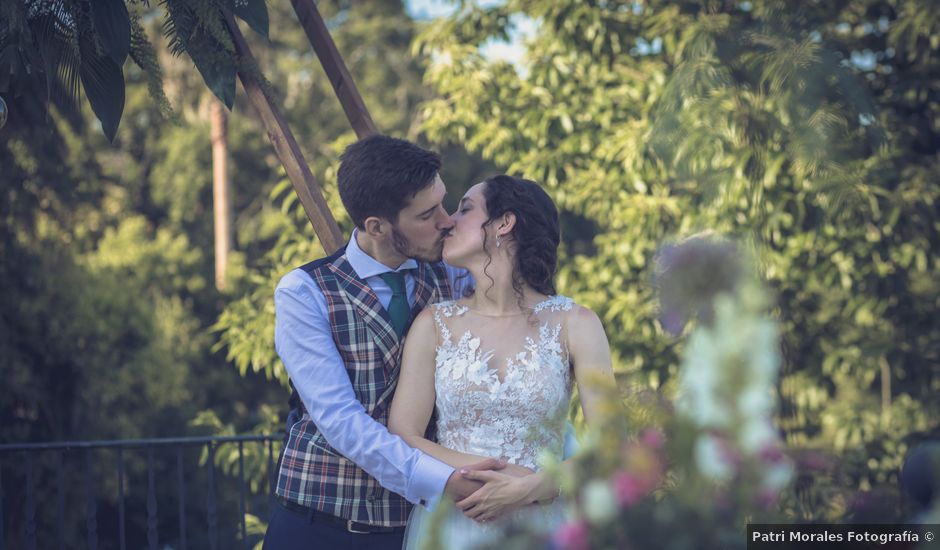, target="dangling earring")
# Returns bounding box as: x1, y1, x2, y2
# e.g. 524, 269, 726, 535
496, 235, 501, 248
